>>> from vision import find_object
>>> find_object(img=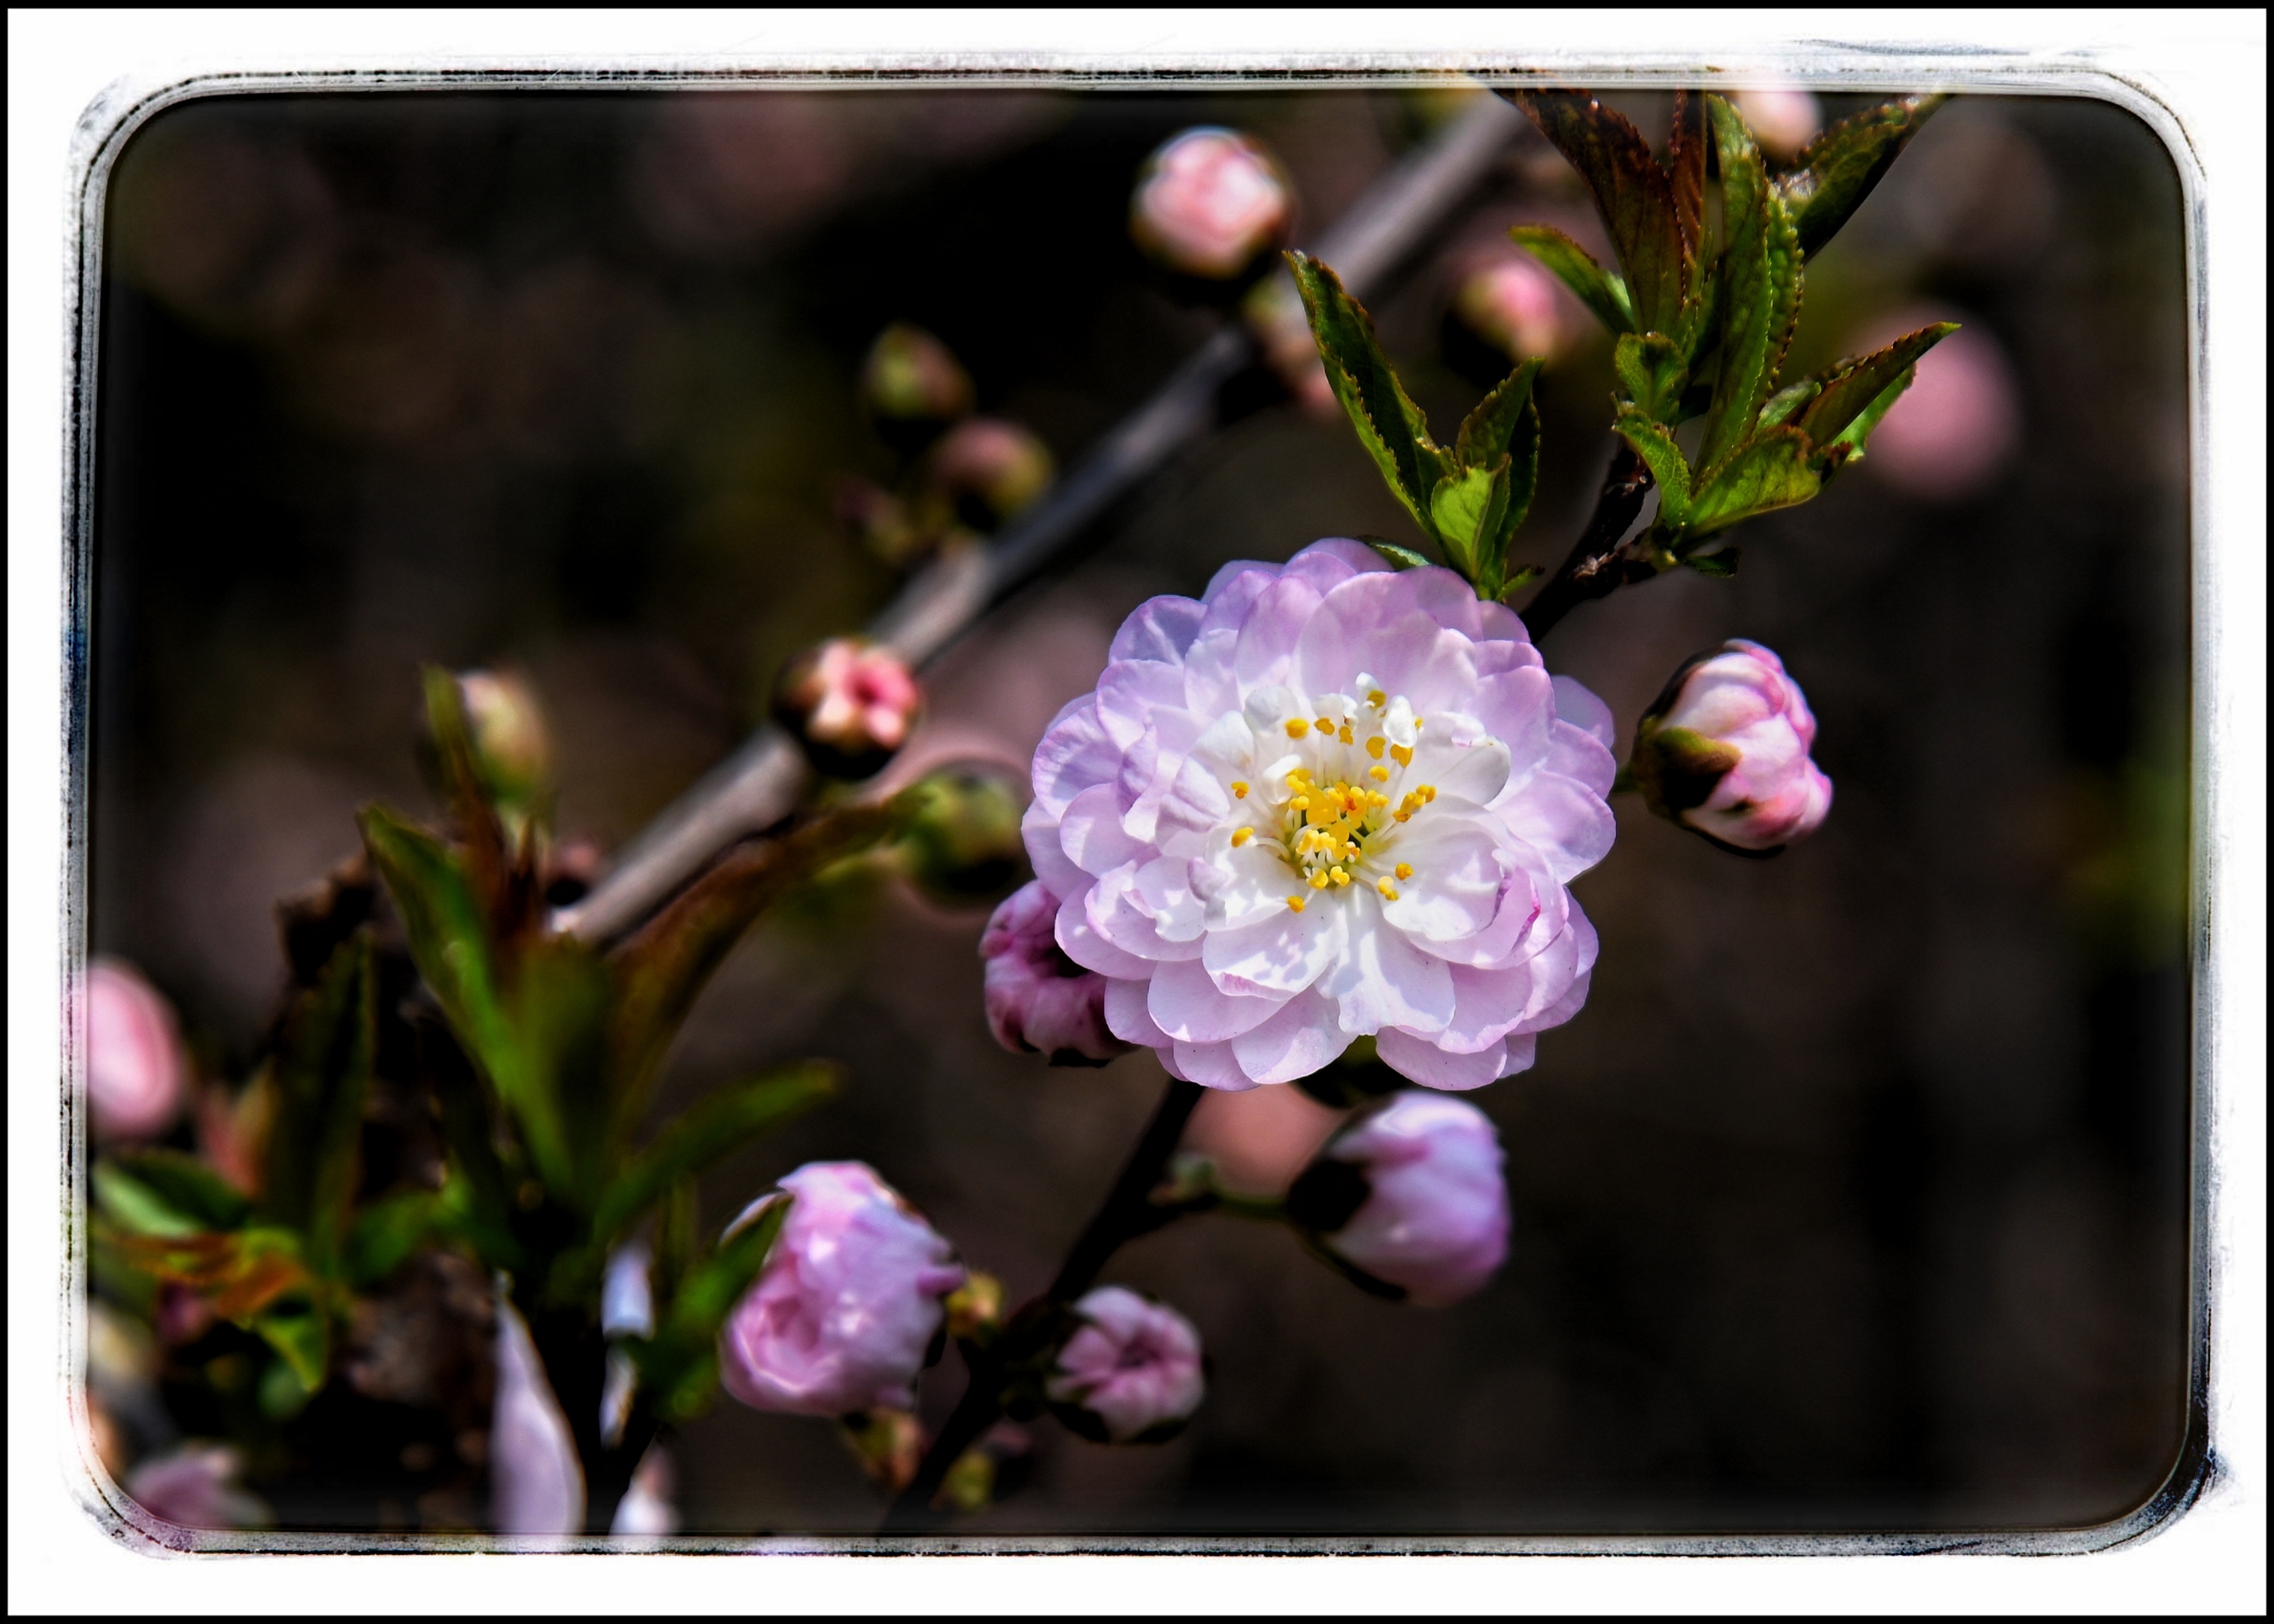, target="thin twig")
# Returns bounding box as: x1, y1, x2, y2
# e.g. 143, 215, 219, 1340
1514, 441, 1656, 642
